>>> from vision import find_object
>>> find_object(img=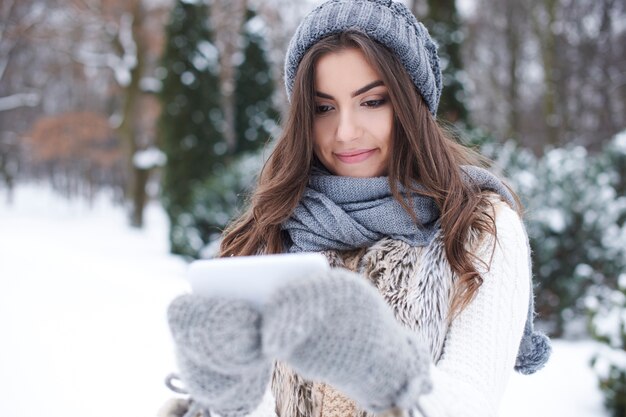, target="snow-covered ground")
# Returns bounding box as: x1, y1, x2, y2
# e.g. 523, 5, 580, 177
0, 184, 609, 417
